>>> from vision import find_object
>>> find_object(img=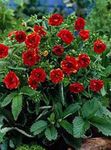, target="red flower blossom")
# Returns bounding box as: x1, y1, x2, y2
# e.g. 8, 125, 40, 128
22, 50, 37, 67
0, 44, 9, 59
89, 79, 104, 92
15, 31, 26, 43
94, 39, 106, 54
28, 76, 38, 90
79, 30, 90, 41
74, 17, 85, 31
61, 55, 78, 75
30, 68, 46, 83
34, 25, 47, 37
48, 14, 64, 26
25, 33, 41, 48
52, 45, 64, 56
57, 29, 74, 44
69, 82, 84, 94
3, 71, 20, 90
50, 68, 64, 84
78, 54, 90, 68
